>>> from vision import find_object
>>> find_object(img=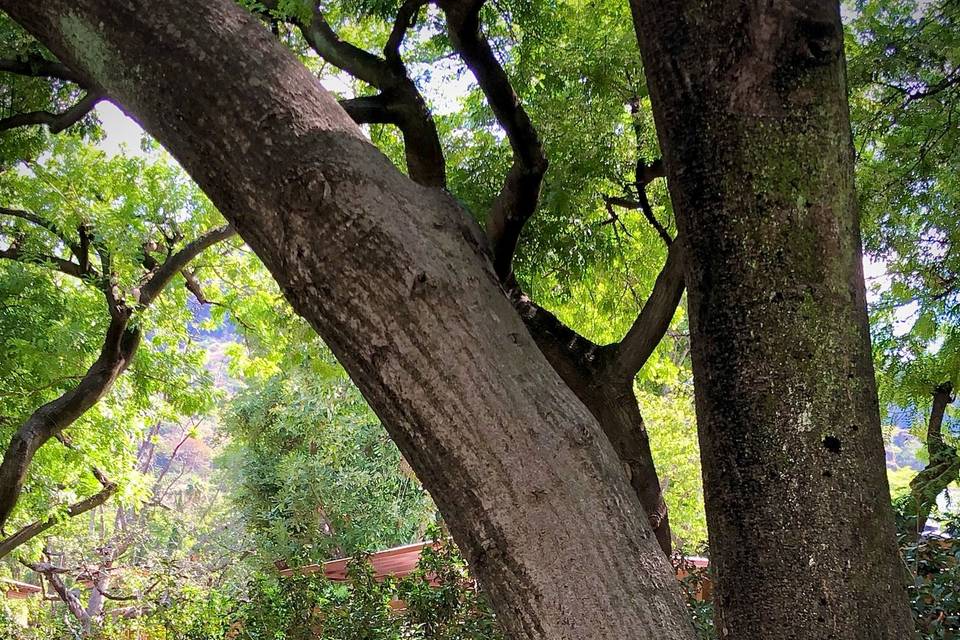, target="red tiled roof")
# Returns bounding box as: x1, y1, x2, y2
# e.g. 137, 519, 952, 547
1, 578, 42, 599
278, 541, 435, 581
279, 541, 711, 601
